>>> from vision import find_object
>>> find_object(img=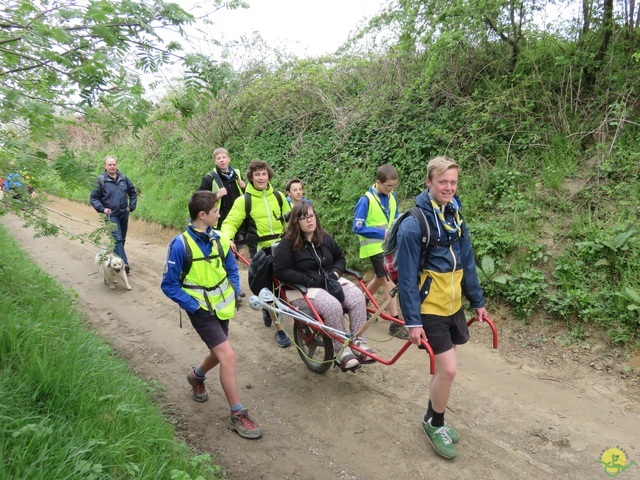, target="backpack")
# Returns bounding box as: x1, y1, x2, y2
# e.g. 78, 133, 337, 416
205, 168, 242, 192
177, 233, 225, 285
236, 191, 285, 245
98, 172, 130, 187
248, 245, 276, 295
382, 206, 431, 284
